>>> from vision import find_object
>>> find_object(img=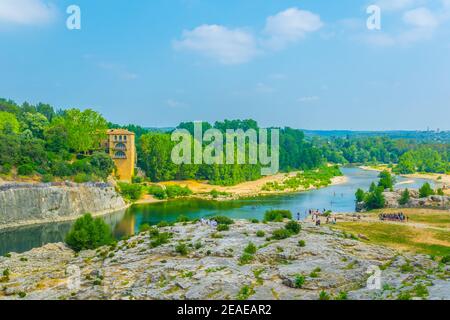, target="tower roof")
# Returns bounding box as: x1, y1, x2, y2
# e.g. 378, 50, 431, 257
107, 129, 135, 135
